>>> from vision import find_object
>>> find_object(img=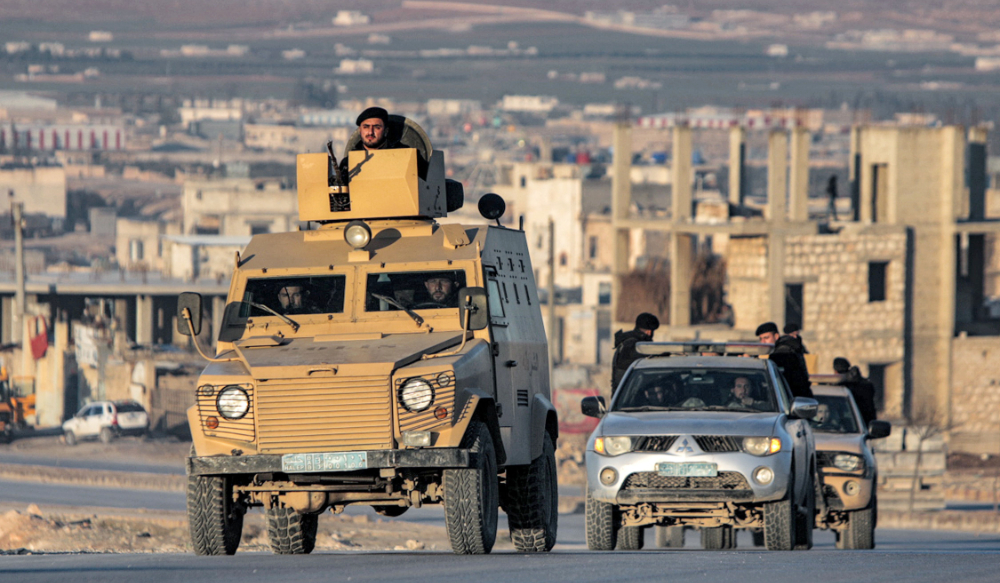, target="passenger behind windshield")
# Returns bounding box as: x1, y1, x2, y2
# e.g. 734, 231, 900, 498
365, 270, 467, 312
614, 369, 777, 413
241, 275, 346, 318
808, 396, 860, 433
